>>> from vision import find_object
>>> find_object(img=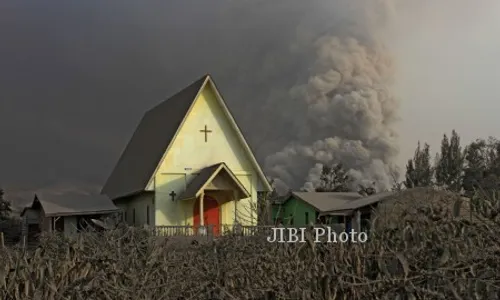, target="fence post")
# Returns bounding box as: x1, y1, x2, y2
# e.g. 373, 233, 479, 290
0, 232, 4, 248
